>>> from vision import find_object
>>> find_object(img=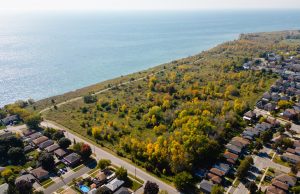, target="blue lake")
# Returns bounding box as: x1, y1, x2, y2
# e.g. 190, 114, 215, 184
0, 10, 300, 107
